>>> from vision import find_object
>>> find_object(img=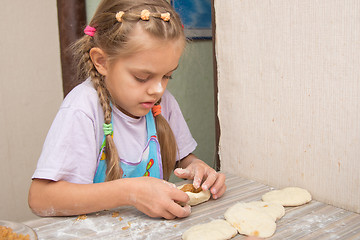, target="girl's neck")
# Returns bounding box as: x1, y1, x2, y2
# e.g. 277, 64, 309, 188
114, 103, 140, 119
